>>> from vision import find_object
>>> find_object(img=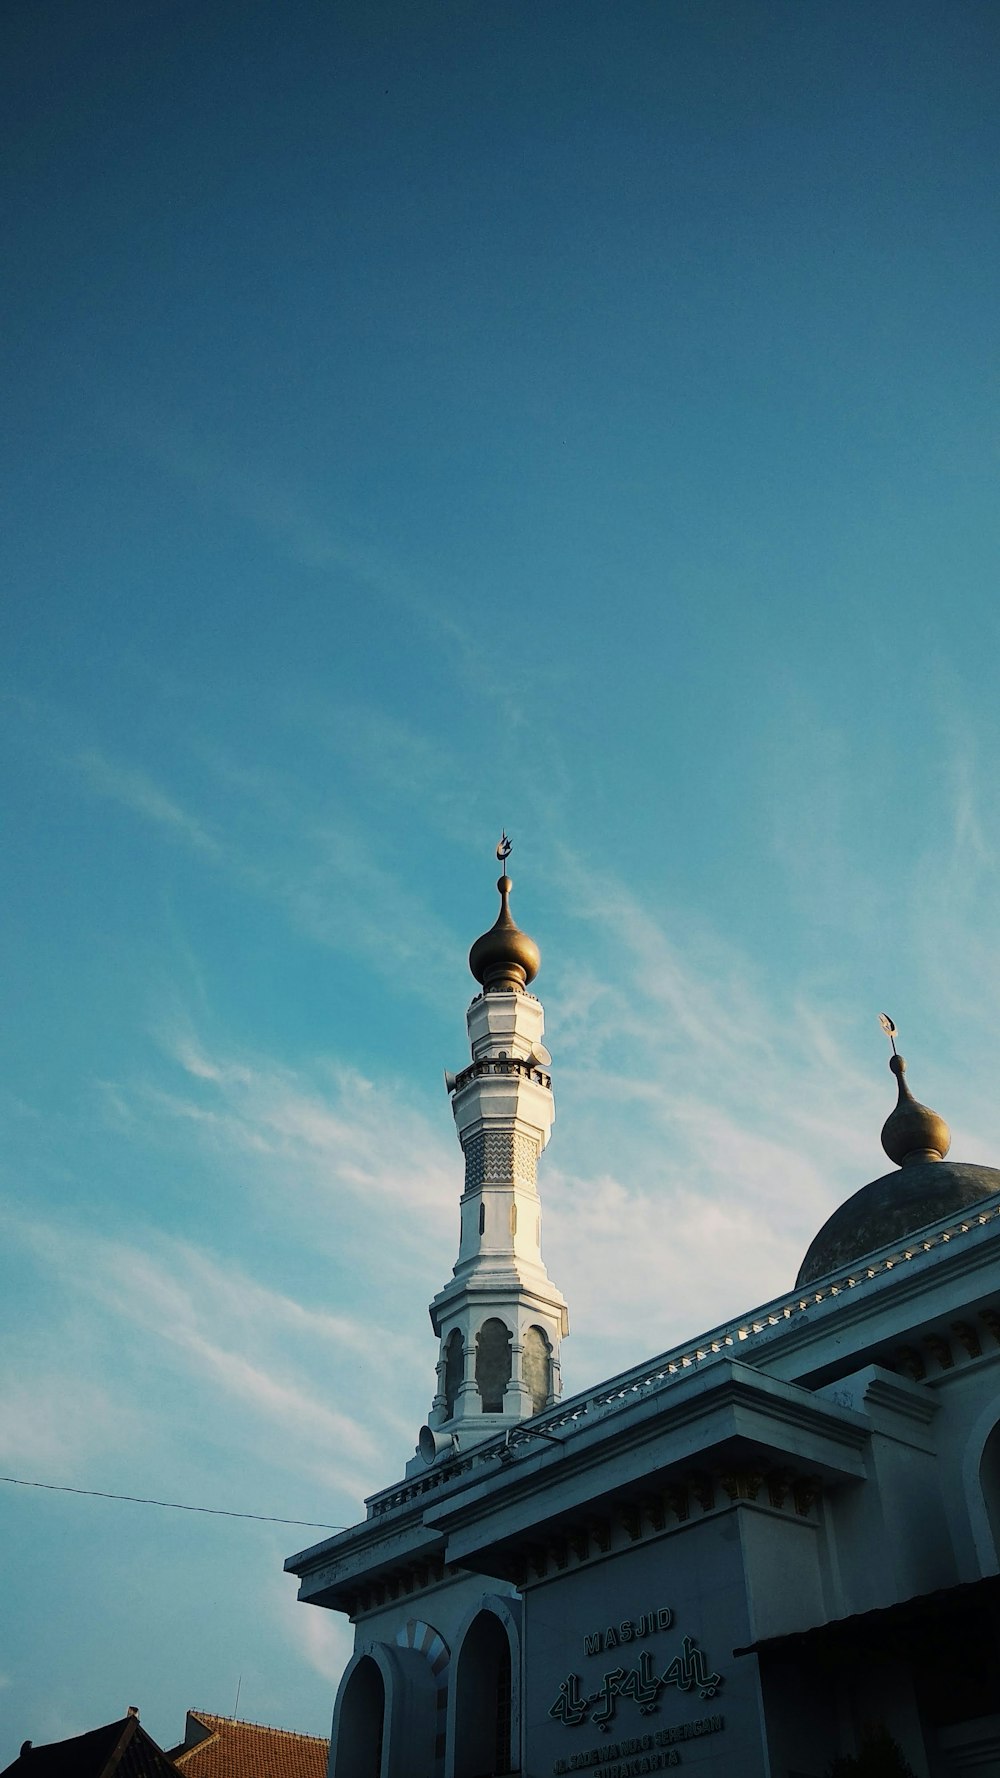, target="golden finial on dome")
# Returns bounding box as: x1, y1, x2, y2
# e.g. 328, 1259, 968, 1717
878, 1014, 951, 1168
468, 834, 541, 993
